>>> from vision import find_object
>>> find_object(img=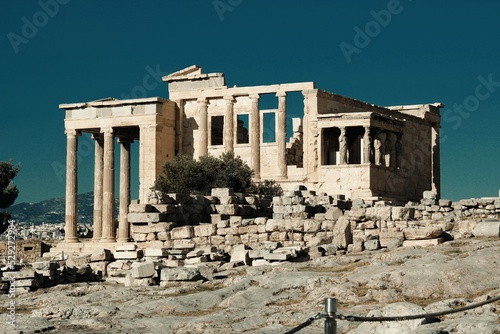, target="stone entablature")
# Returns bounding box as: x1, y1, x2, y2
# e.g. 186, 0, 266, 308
59, 65, 443, 243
